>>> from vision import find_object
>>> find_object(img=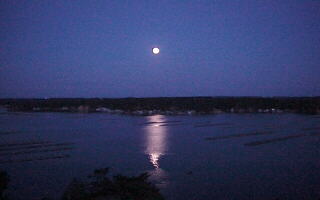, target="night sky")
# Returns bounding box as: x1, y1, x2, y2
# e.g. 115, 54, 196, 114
1, 0, 320, 98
